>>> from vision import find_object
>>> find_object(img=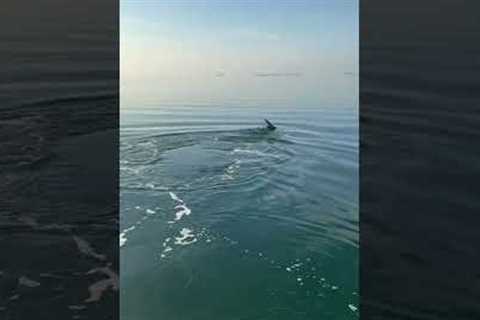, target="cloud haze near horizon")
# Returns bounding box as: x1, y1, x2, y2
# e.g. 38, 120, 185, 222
121, 1, 358, 108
